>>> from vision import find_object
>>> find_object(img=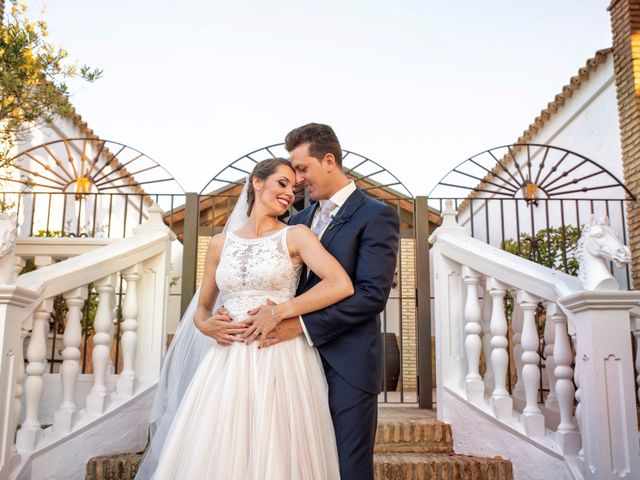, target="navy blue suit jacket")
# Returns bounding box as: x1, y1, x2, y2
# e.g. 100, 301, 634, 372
289, 188, 400, 394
